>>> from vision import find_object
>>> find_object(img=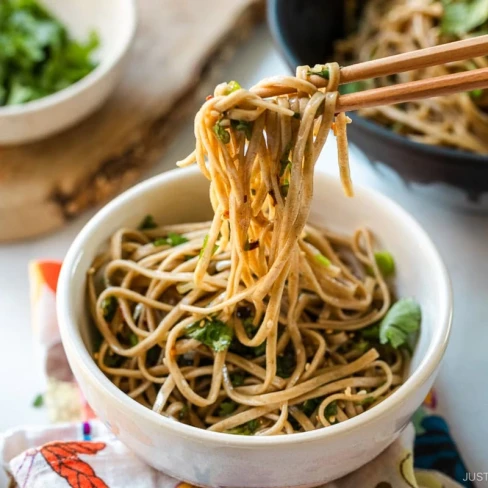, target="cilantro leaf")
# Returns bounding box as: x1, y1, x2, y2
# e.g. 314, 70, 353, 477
0, 0, 99, 107
307, 67, 329, 80
227, 419, 259, 435
276, 351, 296, 378
139, 215, 157, 230
231, 119, 253, 140
153, 232, 188, 247
441, 0, 488, 35
219, 400, 237, 417
213, 121, 230, 144
186, 318, 234, 352
379, 298, 421, 349
101, 296, 117, 322
32, 393, 44, 408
